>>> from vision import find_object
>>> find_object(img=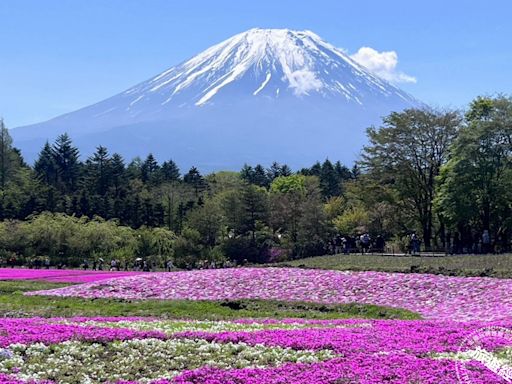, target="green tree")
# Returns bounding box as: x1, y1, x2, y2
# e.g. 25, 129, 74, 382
186, 198, 224, 247
52, 133, 80, 193
141, 153, 159, 184
240, 184, 268, 240
85, 146, 111, 195
361, 108, 460, 248
0, 120, 17, 192
183, 166, 207, 197
160, 160, 180, 182
319, 159, 341, 198
34, 142, 58, 185
436, 96, 512, 245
